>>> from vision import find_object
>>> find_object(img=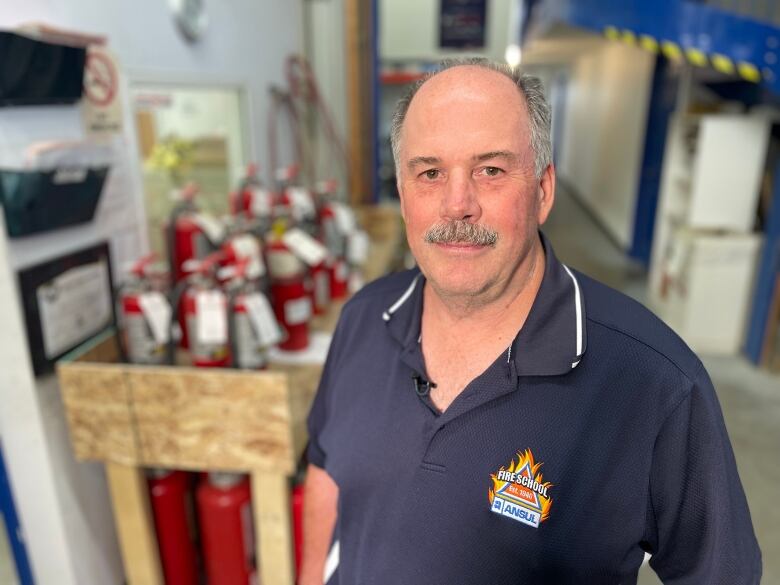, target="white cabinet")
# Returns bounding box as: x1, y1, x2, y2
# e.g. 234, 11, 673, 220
649, 113, 770, 355
652, 230, 762, 354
